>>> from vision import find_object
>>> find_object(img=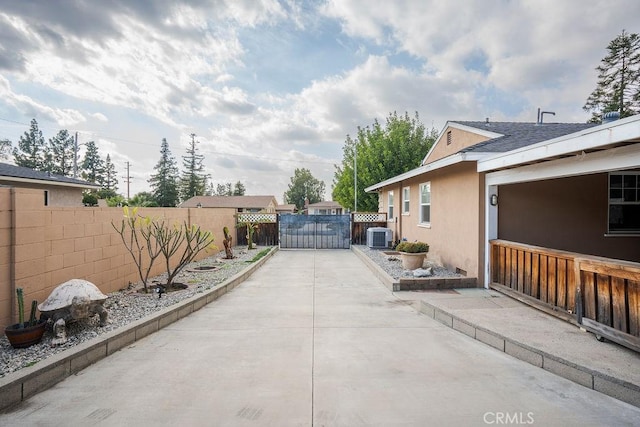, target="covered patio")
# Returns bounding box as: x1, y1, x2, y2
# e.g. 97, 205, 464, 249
481, 115, 640, 352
